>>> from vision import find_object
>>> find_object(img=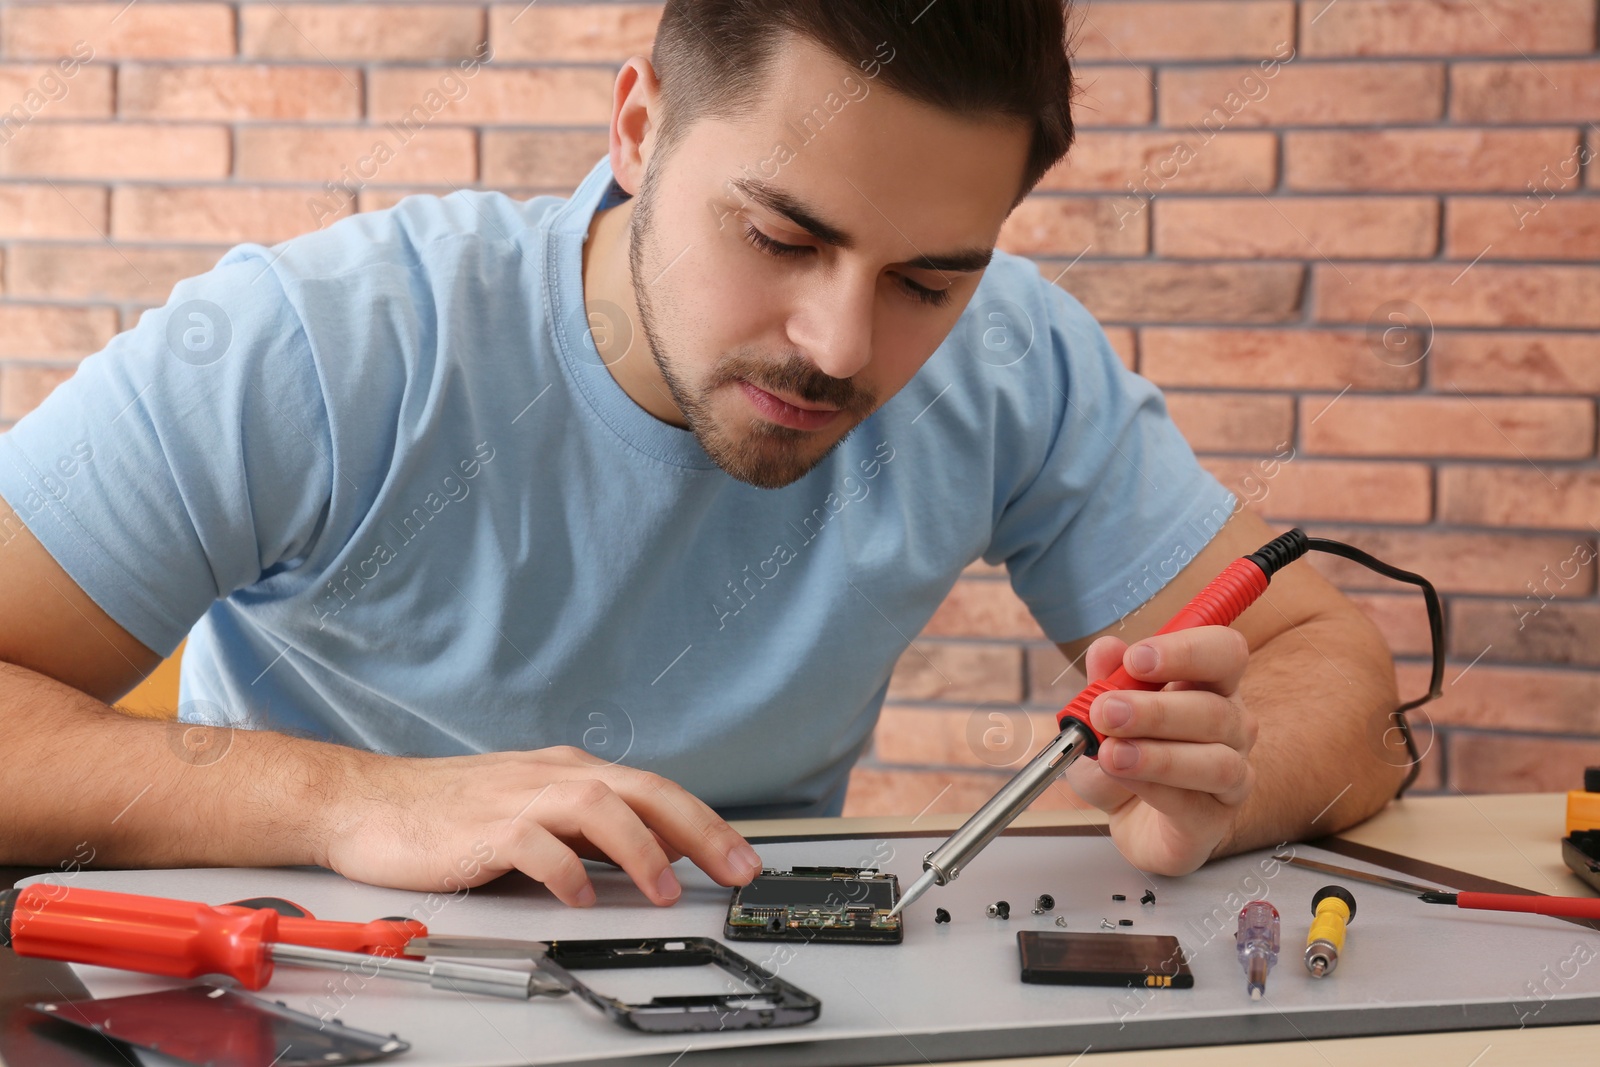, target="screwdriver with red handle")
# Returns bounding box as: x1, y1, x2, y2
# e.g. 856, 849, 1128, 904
0, 884, 567, 999
890, 528, 1311, 916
